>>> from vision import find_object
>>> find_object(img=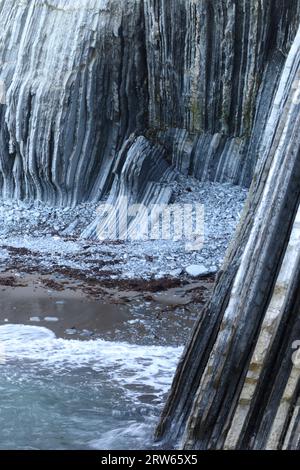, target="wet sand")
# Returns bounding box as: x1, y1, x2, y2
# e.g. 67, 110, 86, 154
0, 270, 215, 345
